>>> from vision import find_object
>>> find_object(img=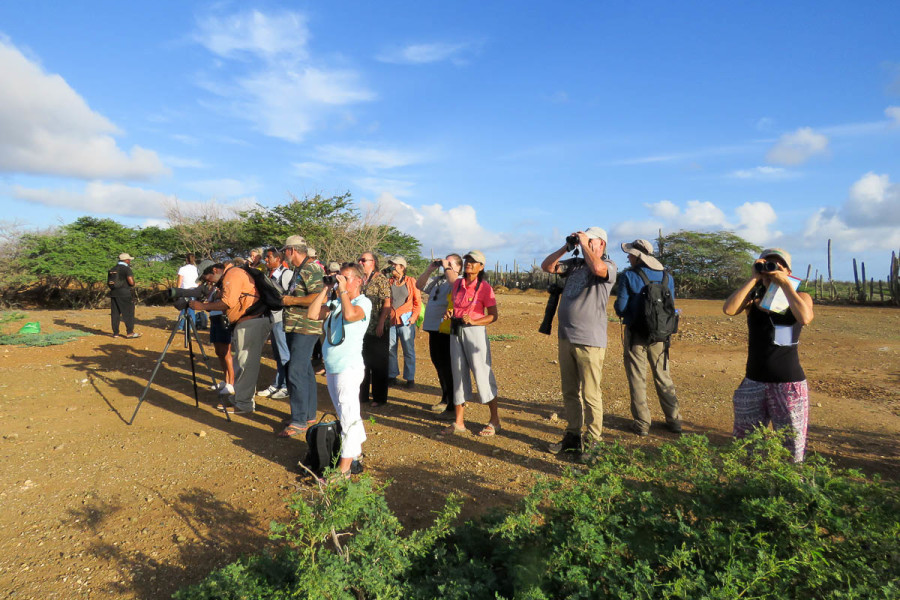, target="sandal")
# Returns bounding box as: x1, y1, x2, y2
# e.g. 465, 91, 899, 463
278, 424, 307, 438
478, 423, 501, 437
438, 424, 467, 436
